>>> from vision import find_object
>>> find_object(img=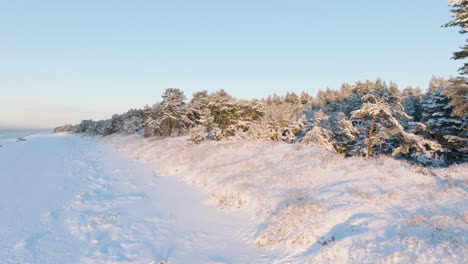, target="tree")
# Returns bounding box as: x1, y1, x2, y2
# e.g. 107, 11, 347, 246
443, 77, 468, 116
422, 87, 464, 136
121, 109, 144, 134
421, 86, 467, 164
401, 86, 423, 127
251, 94, 304, 141
53, 124, 78, 133
142, 105, 158, 137
86, 119, 112, 136
301, 110, 336, 151
110, 114, 124, 134
444, 0, 468, 75
159, 88, 188, 137
351, 94, 441, 163
78, 120, 94, 133
351, 94, 410, 157
187, 90, 210, 126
